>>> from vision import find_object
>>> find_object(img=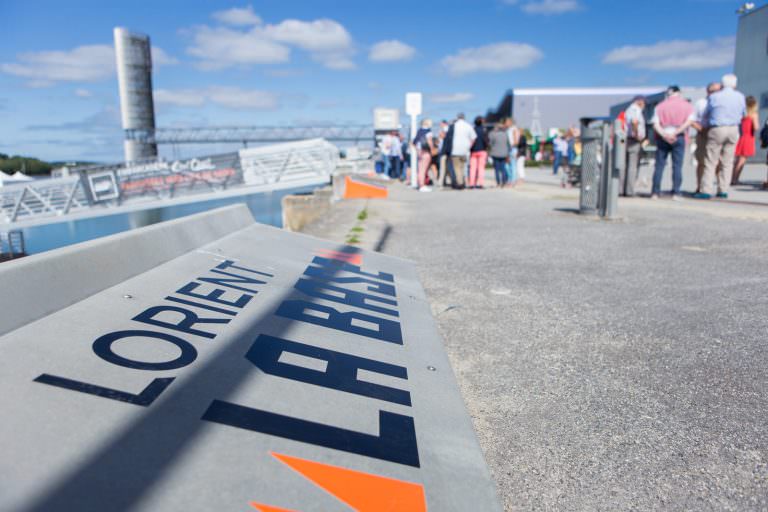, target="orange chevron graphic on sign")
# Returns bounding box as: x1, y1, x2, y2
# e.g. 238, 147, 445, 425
269, 452, 427, 512
315, 249, 363, 266
250, 503, 298, 512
